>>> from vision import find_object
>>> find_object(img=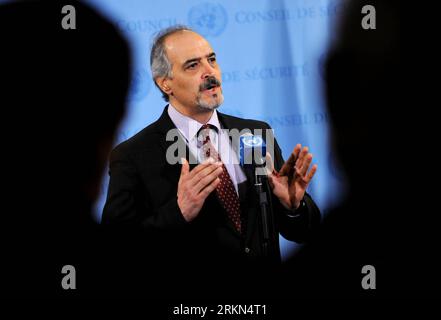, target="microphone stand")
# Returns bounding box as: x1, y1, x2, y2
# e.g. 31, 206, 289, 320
254, 165, 274, 258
